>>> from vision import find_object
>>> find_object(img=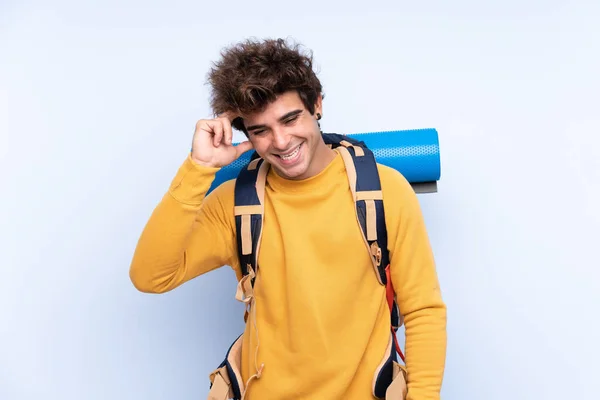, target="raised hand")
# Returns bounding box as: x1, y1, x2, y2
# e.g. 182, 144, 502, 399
191, 113, 253, 168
